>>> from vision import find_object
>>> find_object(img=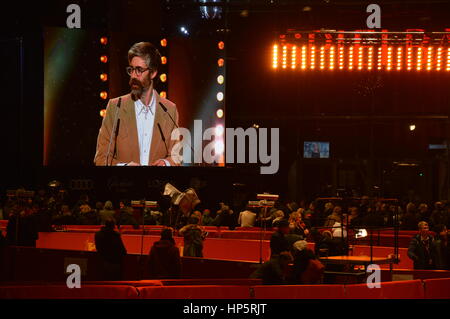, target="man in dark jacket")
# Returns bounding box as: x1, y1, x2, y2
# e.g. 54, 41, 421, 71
148, 228, 181, 278
250, 251, 293, 285
432, 224, 450, 270
270, 219, 290, 258
407, 221, 436, 270
94, 218, 127, 280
